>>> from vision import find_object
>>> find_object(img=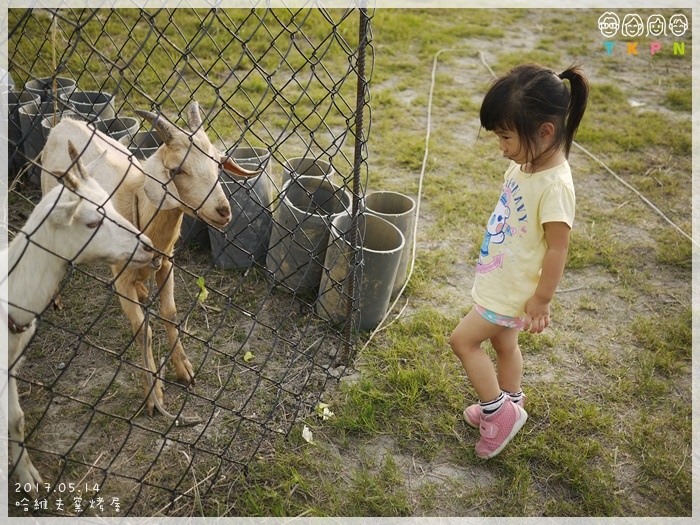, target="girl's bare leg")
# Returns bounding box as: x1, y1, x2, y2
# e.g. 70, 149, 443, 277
450, 308, 508, 402
490, 327, 522, 394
